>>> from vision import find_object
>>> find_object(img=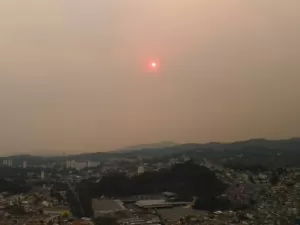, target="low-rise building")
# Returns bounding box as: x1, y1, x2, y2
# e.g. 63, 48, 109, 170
43, 206, 70, 216
92, 199, 127, 217
135, 199, 191, 209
